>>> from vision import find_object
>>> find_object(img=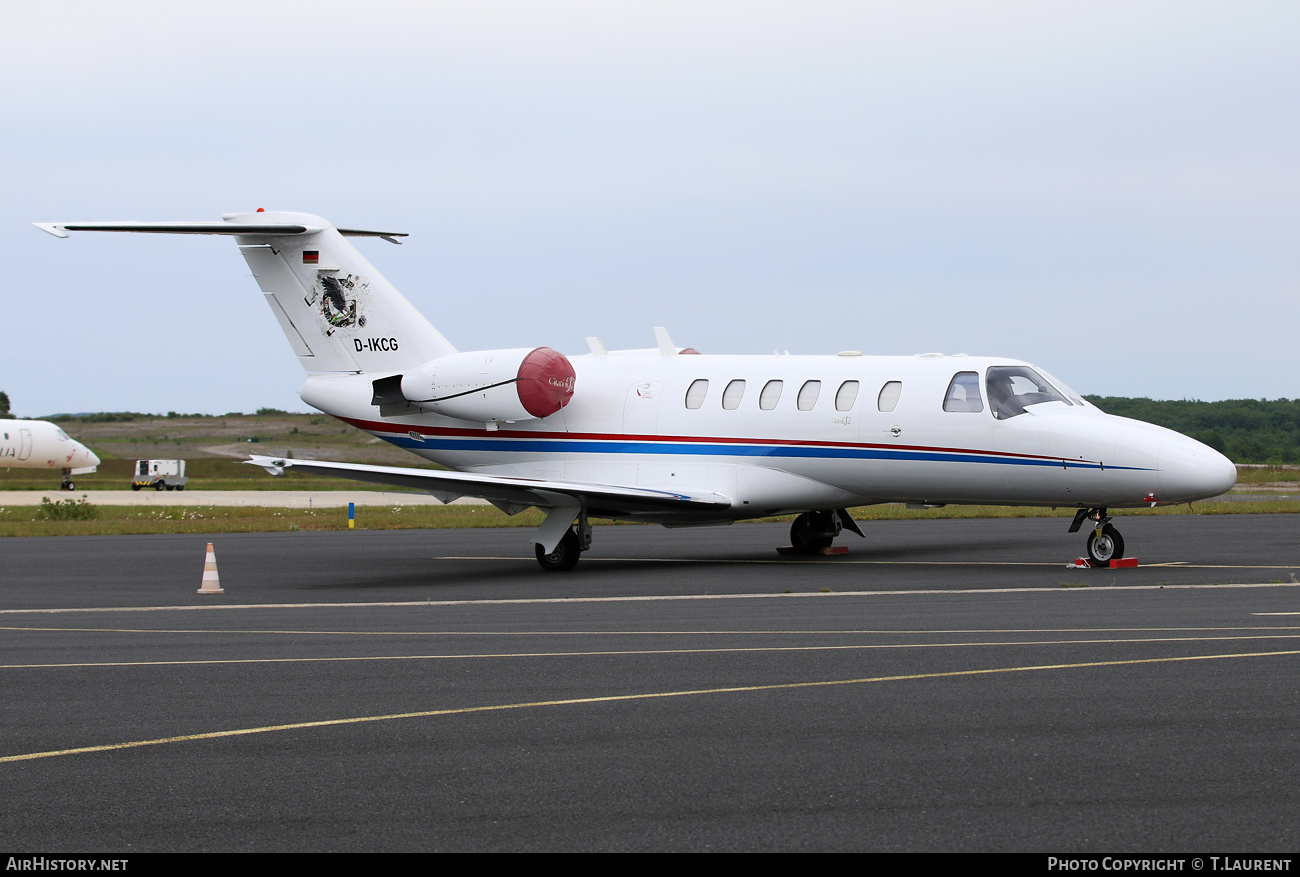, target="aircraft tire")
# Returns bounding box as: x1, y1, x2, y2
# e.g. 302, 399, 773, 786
790, 512, 835, 554
62, 481, 73, 491
1087, 524, 1124, 567
535, 529, 582, 572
